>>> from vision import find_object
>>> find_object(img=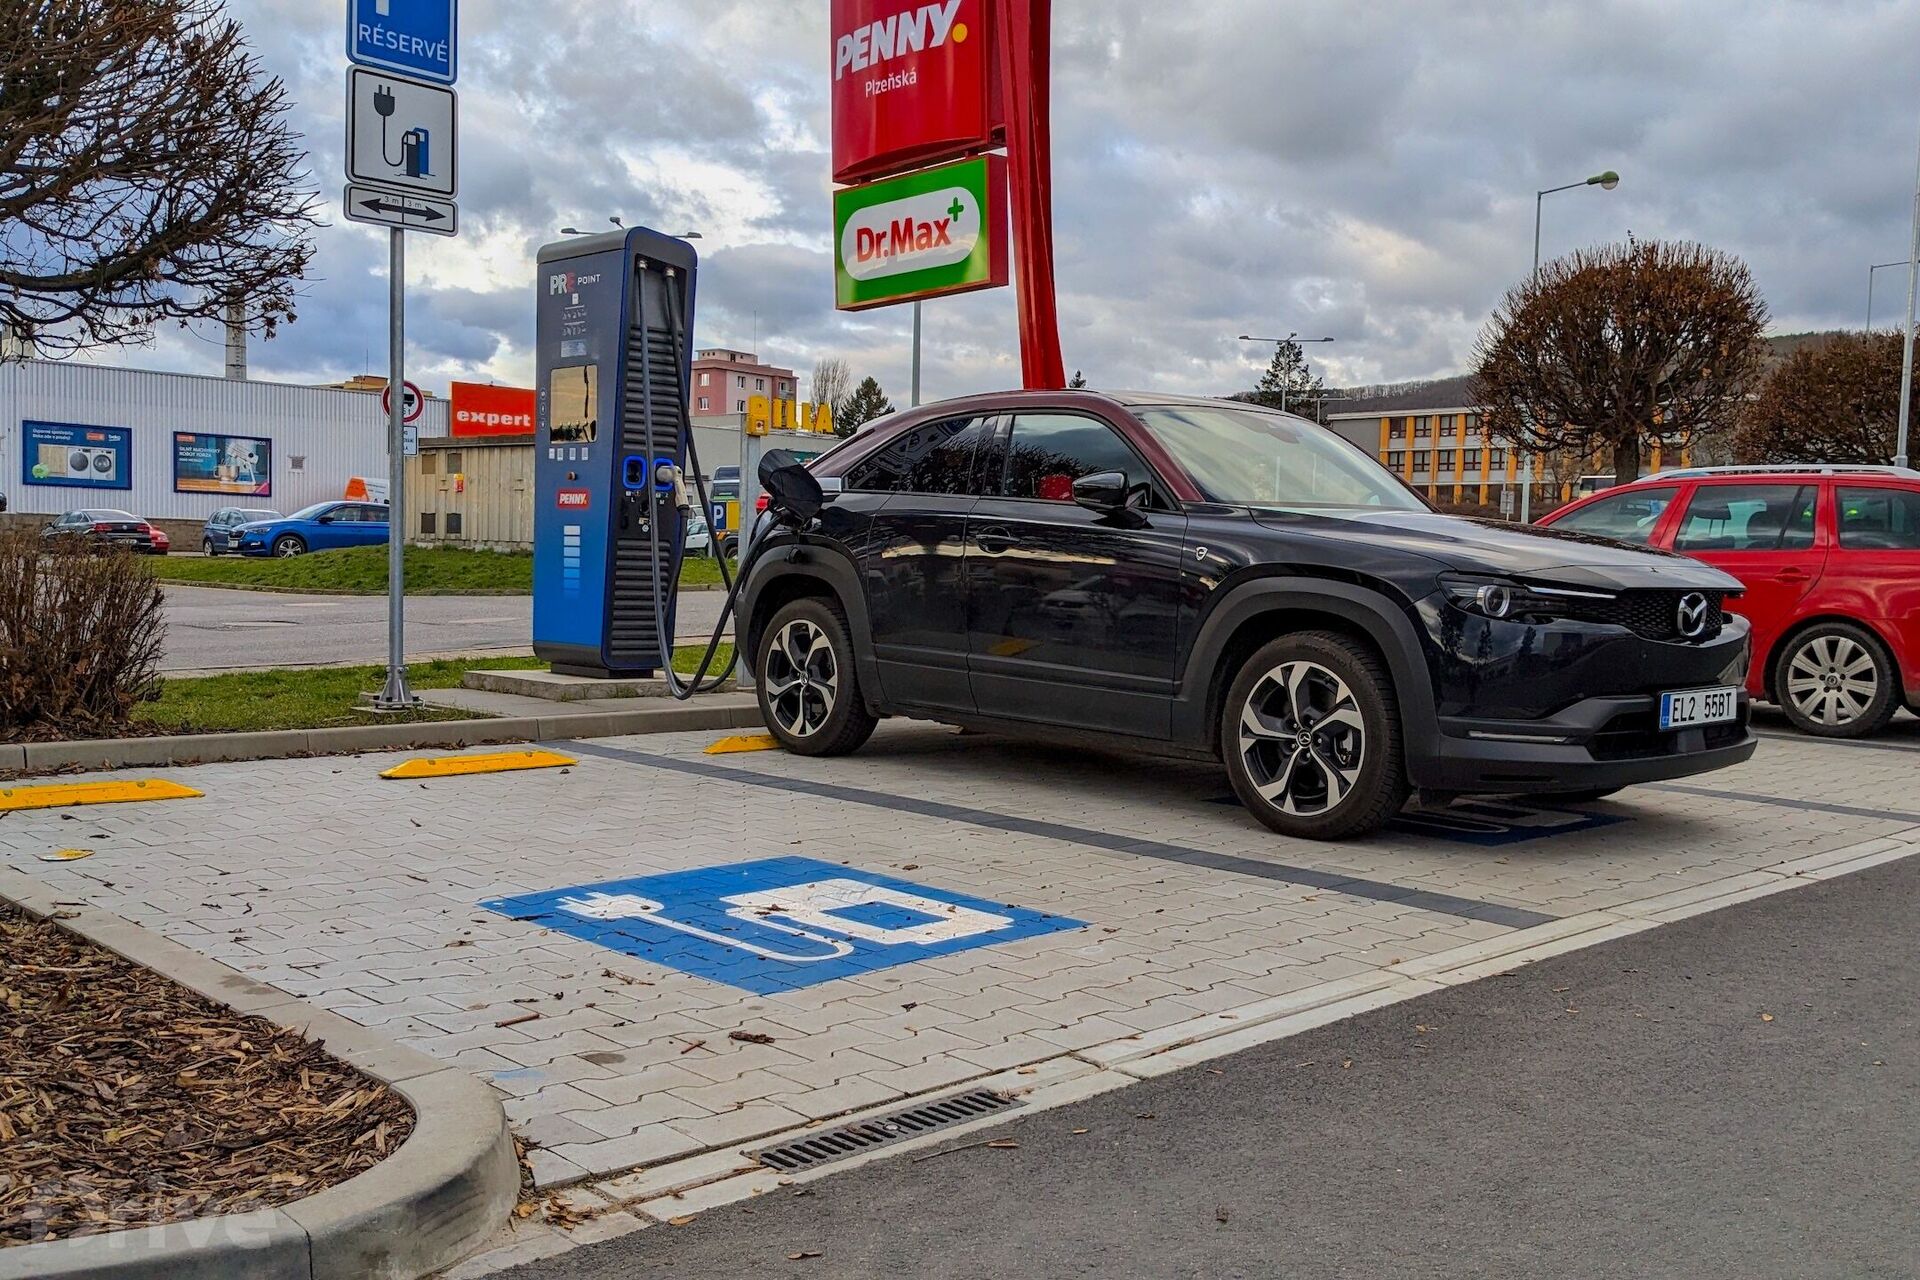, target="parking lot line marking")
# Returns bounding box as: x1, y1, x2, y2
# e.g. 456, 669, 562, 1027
1647, 782, 1920, 825
704, 734, 782, 756
558, 741, 1558, 931
0, 779, 203, 811
380, 750, 577, 780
